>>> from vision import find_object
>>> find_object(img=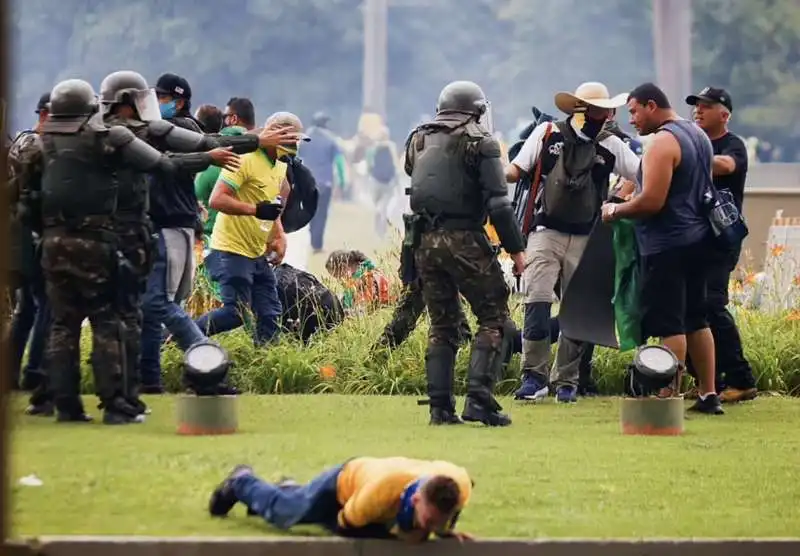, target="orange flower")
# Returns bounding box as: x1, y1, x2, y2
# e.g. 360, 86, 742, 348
744, 273, 757, 285
770, 244, 786, 257
787, 310, 800, 322
794, 275, 800, 287
320, 366, 337, 380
